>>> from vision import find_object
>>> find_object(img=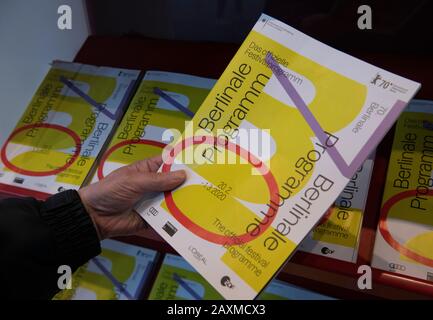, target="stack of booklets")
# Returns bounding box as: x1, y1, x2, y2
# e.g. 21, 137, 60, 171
148, 254, 334, 300
54, 239, 157, 300
90, 71, 216, 183
87, 67, 375, 265
259, 279, 334, 300
0, 61, 139, 197
298, 156, 375, 263
0, 13, 425, 299
135, 14, 420, 299
372, 99, 433, 282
